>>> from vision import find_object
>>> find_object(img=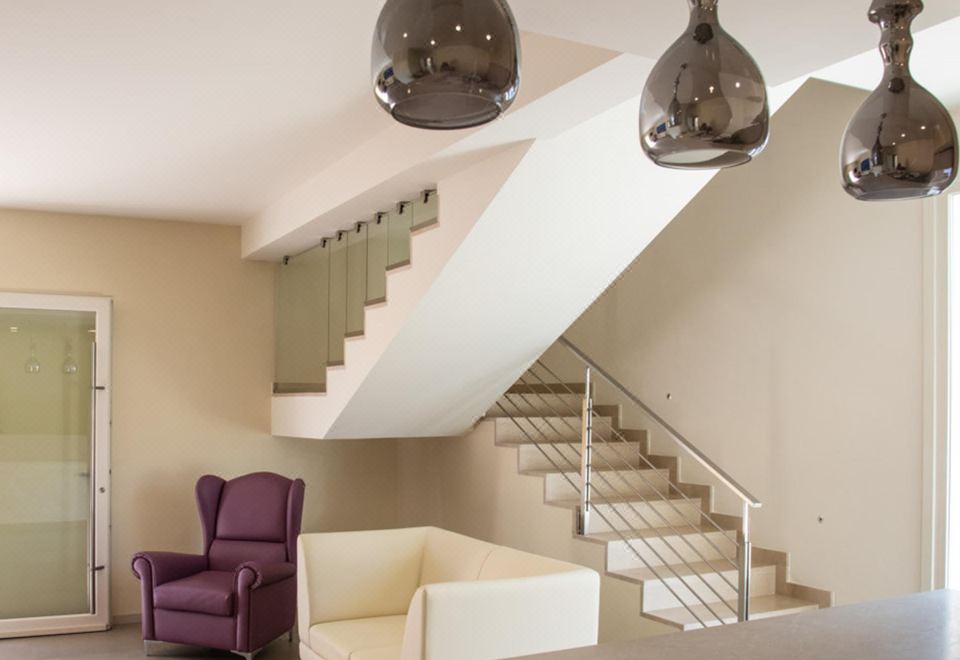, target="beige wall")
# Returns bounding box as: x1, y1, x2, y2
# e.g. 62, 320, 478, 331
0, 209, 402, 618
565, 78, 926, 604
398, 78, 929, 637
